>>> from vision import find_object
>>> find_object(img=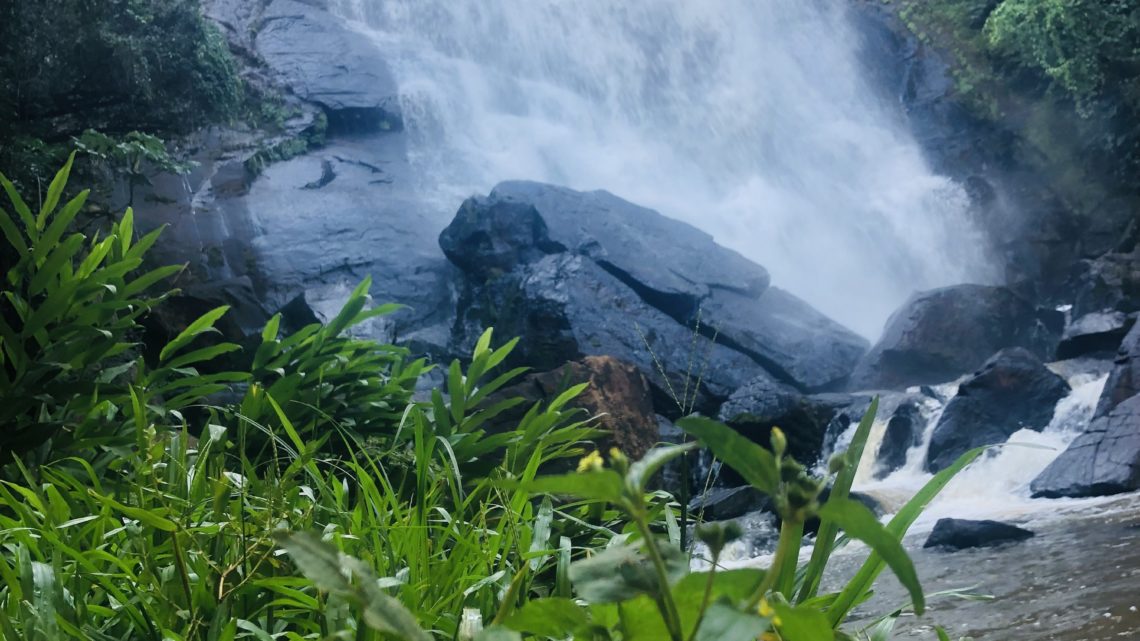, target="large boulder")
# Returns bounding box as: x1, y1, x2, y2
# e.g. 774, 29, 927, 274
926, 348, 1070, 472
1031, 394, 1140, 498
851, 285, 1061, 391
1071, 249, 1140, 319
442, 182, 867, 397
923, 518, 1035, 550
1094, 322, 1140, 419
